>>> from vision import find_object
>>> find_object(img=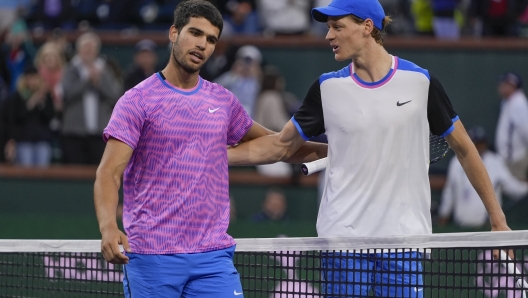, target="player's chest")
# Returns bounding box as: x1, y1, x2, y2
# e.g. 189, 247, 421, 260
321, 82, 427, 130
146, 98, 230, 137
